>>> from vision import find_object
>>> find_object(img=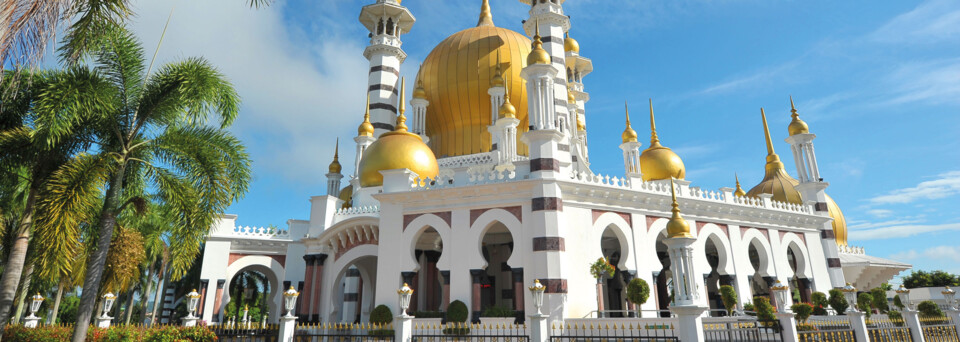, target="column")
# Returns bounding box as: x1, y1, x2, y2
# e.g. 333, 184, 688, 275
342, 268, 361, 322
311, 254, 328, 322
512, 268, 525, 319
847, 311, 871, 342
425, 251, 441, 311
300, 255, 316, 321
440, 271, 451, 310
197, 279, 209, 319
470, 269, 484, 322
213, 280, 226, 322
903, 309, 926, 342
